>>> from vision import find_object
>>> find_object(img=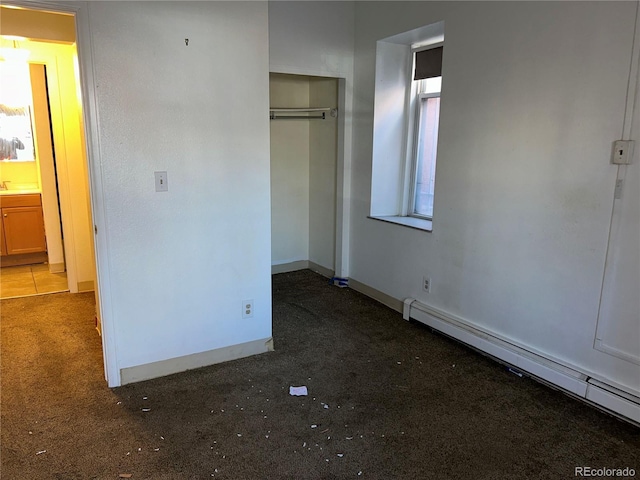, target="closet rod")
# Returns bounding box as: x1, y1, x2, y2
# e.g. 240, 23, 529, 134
268, 107, 338, 120
270, 112, 326, 120
270, 107, 332, 113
